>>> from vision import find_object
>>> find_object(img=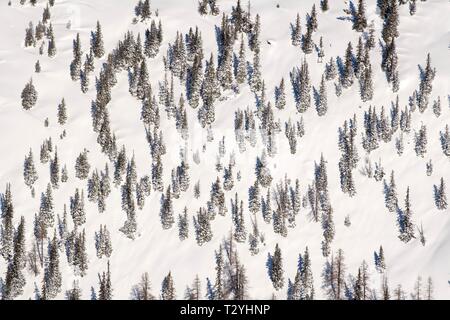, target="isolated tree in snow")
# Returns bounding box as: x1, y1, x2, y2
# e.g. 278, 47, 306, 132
398, 187, 415, 242
275, 78, 286, 110
291, 13, 301, 46
414, 124, 427, 157
57, 98, 67, 125
317, 75, 327, 116
24, 149, 38, 189
35, 60, 41, 73
194, 207, 213, 245
47, 33, 57, 57
309, 4, 318, 32
160, 187, 175, 229
178, 207, 189, 241
269, 244, 285, 290
385, 171, 398, 212
92, 21, 105, 58
75, 150, 90, 180
434, 177, 447, 210
440, 125, 450, 157
21, 79, 38, 110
